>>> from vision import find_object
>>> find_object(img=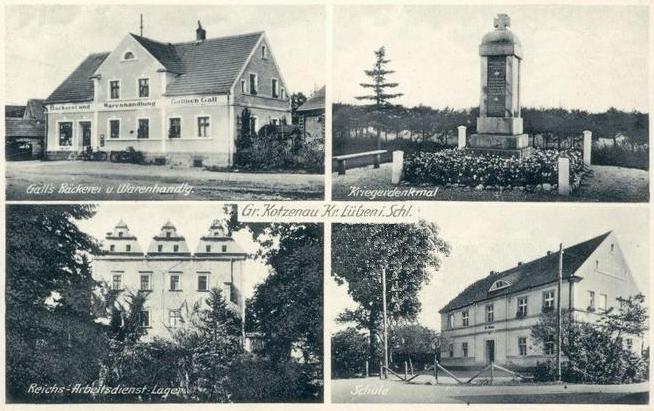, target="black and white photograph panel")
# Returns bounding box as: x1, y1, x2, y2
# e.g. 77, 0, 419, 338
329, 205, 649, 404
331, 5, 649, 202
5, 203, 323, 403
5, 5, 325, 200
